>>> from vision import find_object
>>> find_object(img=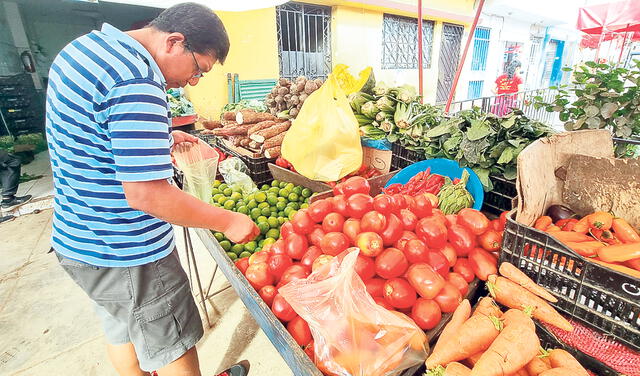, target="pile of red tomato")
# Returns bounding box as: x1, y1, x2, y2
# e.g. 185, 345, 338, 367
233, 175, 506, 355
